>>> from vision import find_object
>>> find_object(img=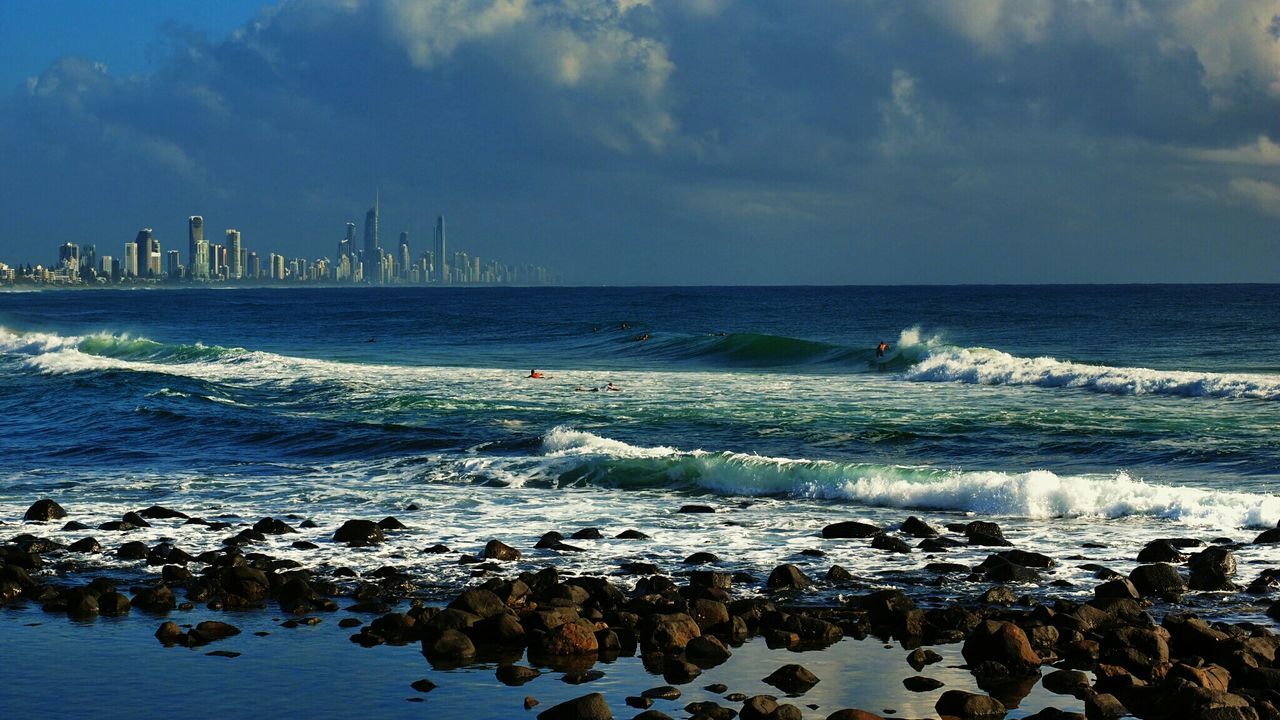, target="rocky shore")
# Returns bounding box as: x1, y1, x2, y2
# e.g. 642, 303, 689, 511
6, 498, 1280, 719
